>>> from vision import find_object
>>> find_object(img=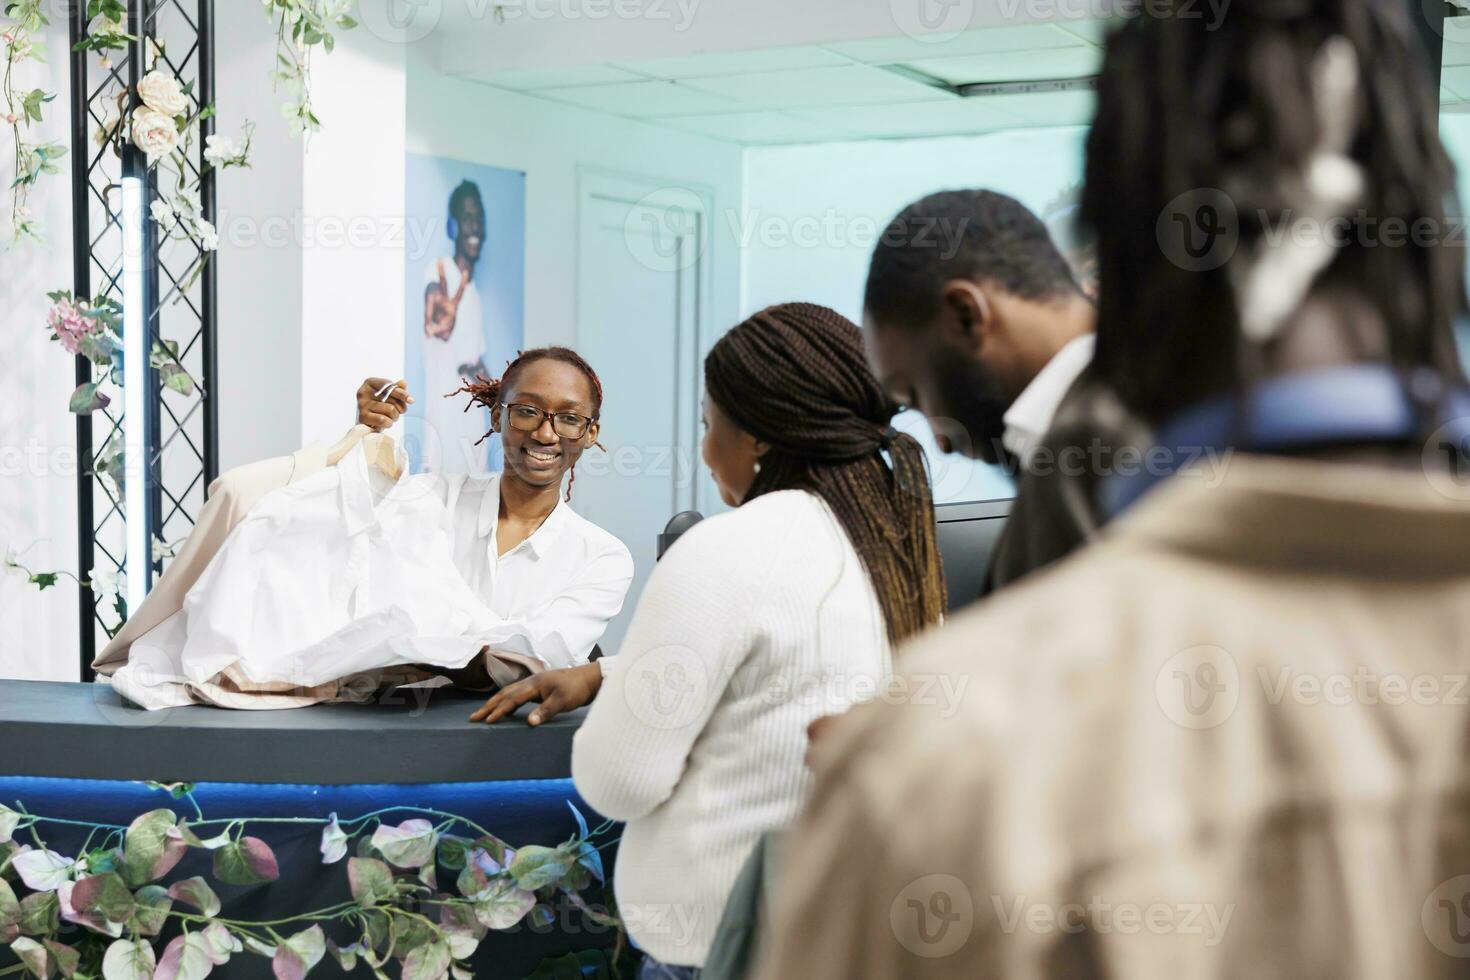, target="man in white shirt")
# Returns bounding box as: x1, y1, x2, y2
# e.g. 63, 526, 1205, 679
862, 189, 1104, 591
422, 180, 491, 473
